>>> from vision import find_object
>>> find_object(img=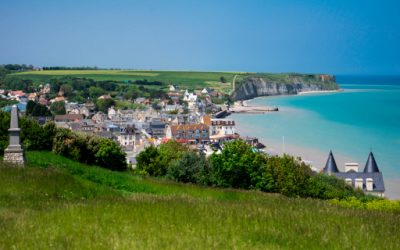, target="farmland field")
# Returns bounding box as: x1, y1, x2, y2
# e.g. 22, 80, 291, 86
11, 70, 246, 90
